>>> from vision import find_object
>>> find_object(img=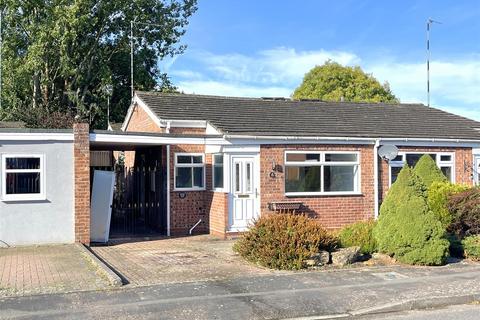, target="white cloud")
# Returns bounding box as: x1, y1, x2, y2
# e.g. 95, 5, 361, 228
168, 47, 480, 119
